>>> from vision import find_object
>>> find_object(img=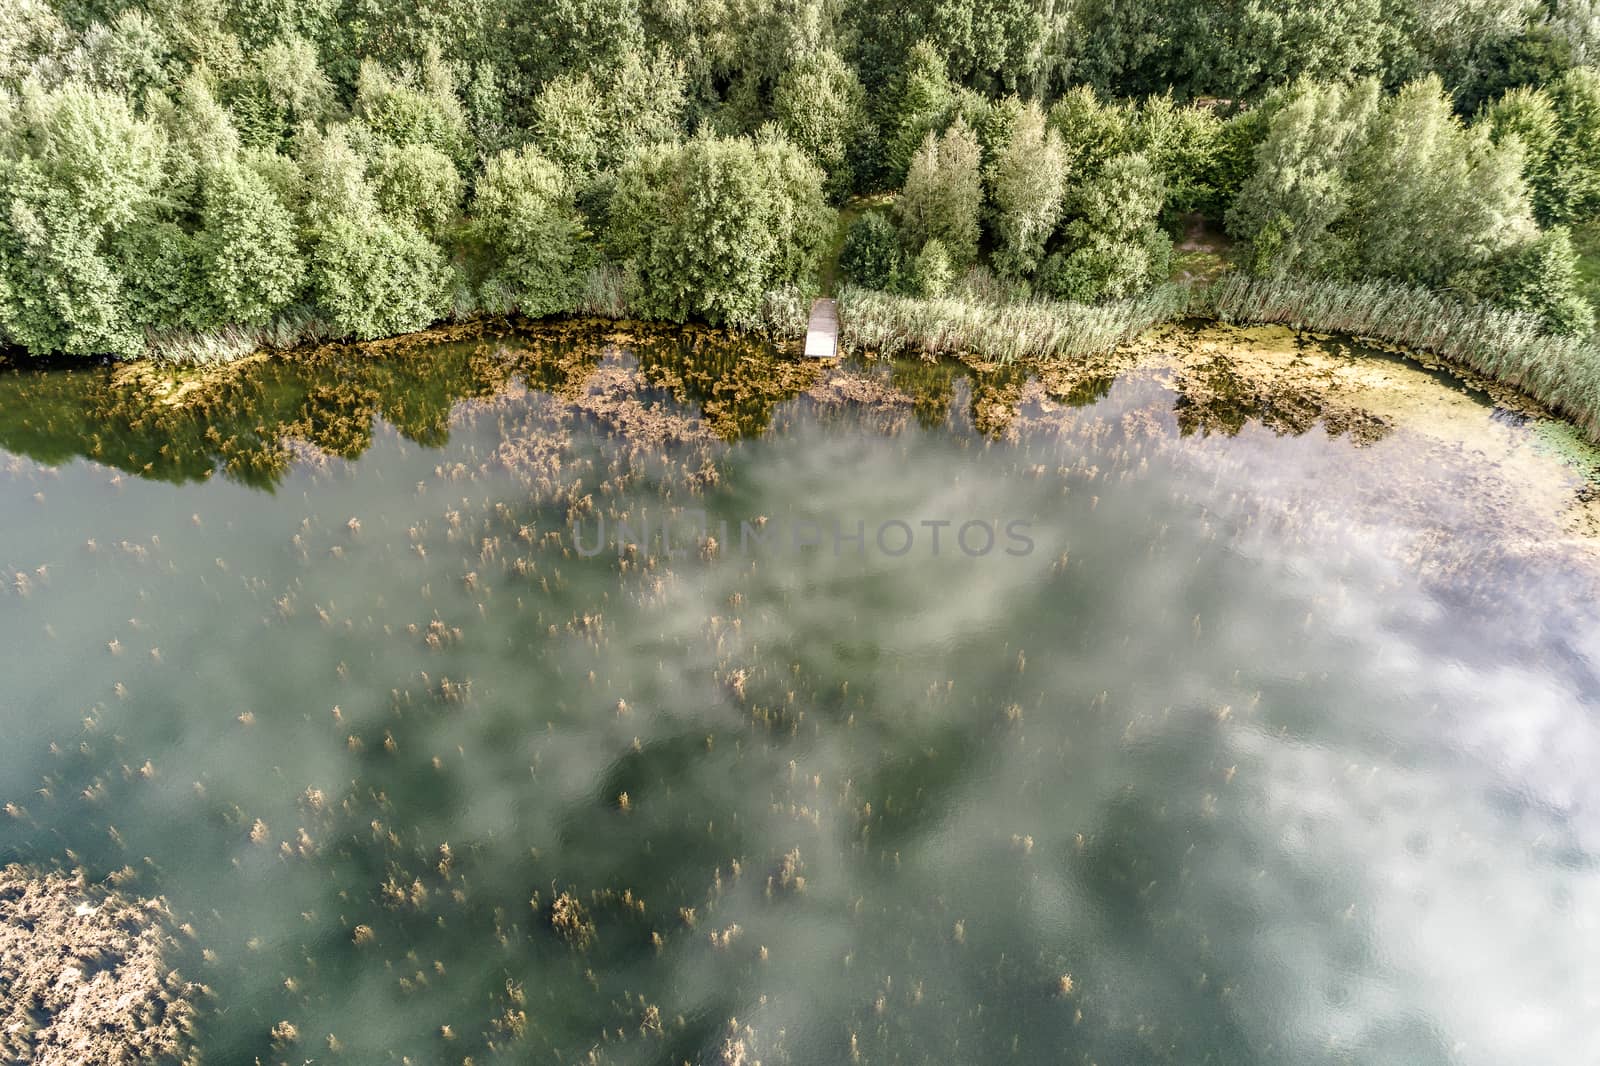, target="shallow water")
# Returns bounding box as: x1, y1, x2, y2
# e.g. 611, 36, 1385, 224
2, 327, 1599, 1065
